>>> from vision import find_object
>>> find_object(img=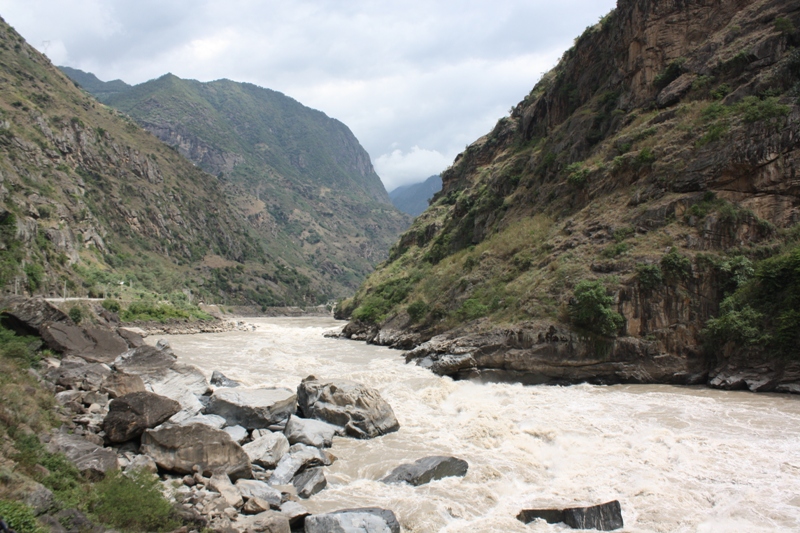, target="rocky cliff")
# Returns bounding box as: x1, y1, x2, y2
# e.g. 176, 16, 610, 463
61, 70, 411, 301
340, 0, 800, 392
